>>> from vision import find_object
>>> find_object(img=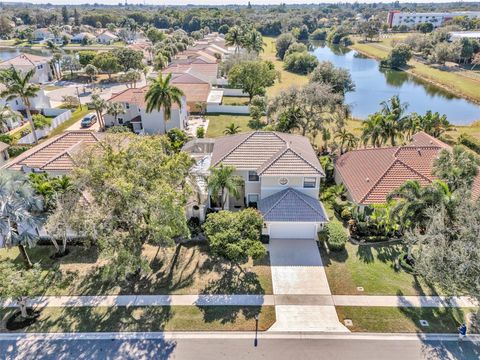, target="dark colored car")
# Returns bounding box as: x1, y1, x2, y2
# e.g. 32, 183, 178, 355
80, 114, 97, 128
